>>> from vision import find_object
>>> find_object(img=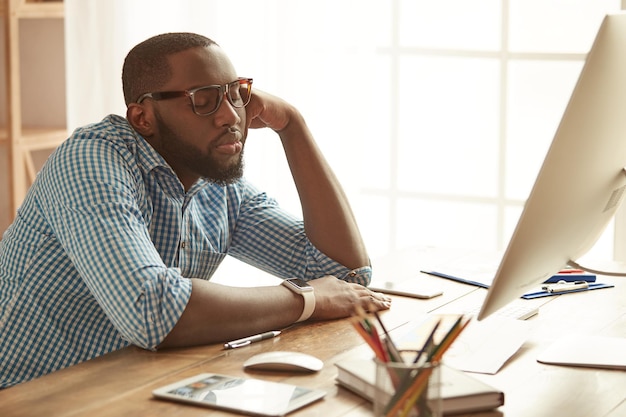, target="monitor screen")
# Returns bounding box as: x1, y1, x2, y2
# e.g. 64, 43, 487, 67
478, 12, 626, 320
